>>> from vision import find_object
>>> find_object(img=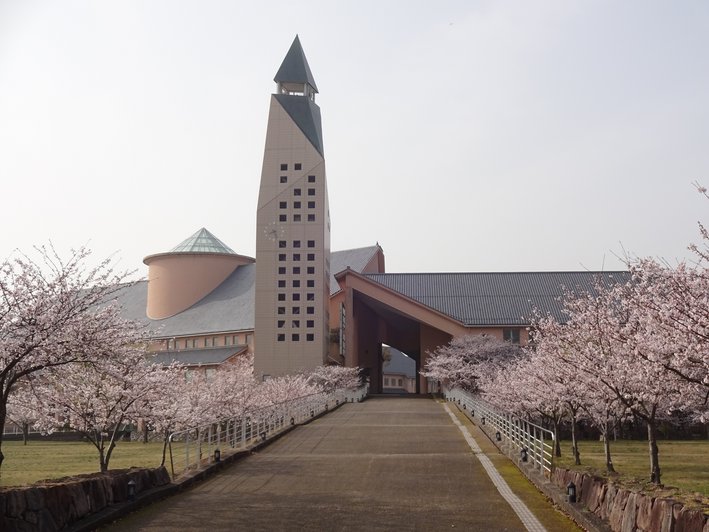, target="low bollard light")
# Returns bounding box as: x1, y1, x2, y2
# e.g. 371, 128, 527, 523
495, 431, 501, 441
567, 482, 577, 503
260, 431, 267, 441
481, 417, 485, 425
214, 448, 221, 462
520, 447, 528, 462
127, 479, 136, 501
